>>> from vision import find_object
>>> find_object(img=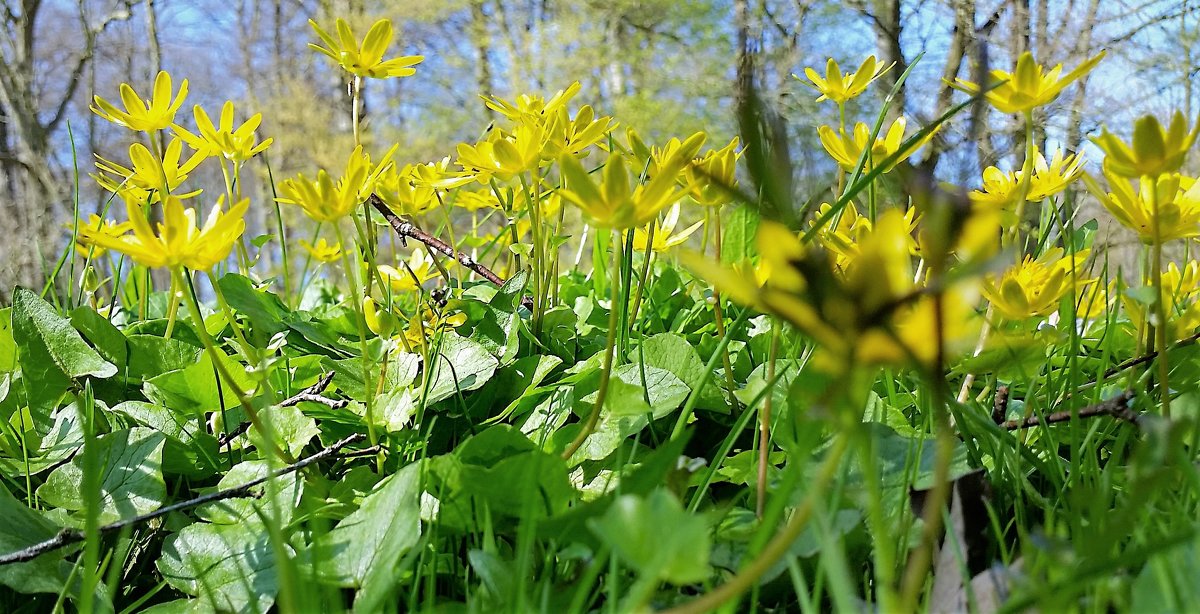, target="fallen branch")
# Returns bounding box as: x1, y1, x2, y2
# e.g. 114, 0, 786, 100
0, 433, 366, 566
368, 194, 534, 309
1000, 391, 1137, 431
1103, 330, 1200, 379
218, 371, 345, 446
